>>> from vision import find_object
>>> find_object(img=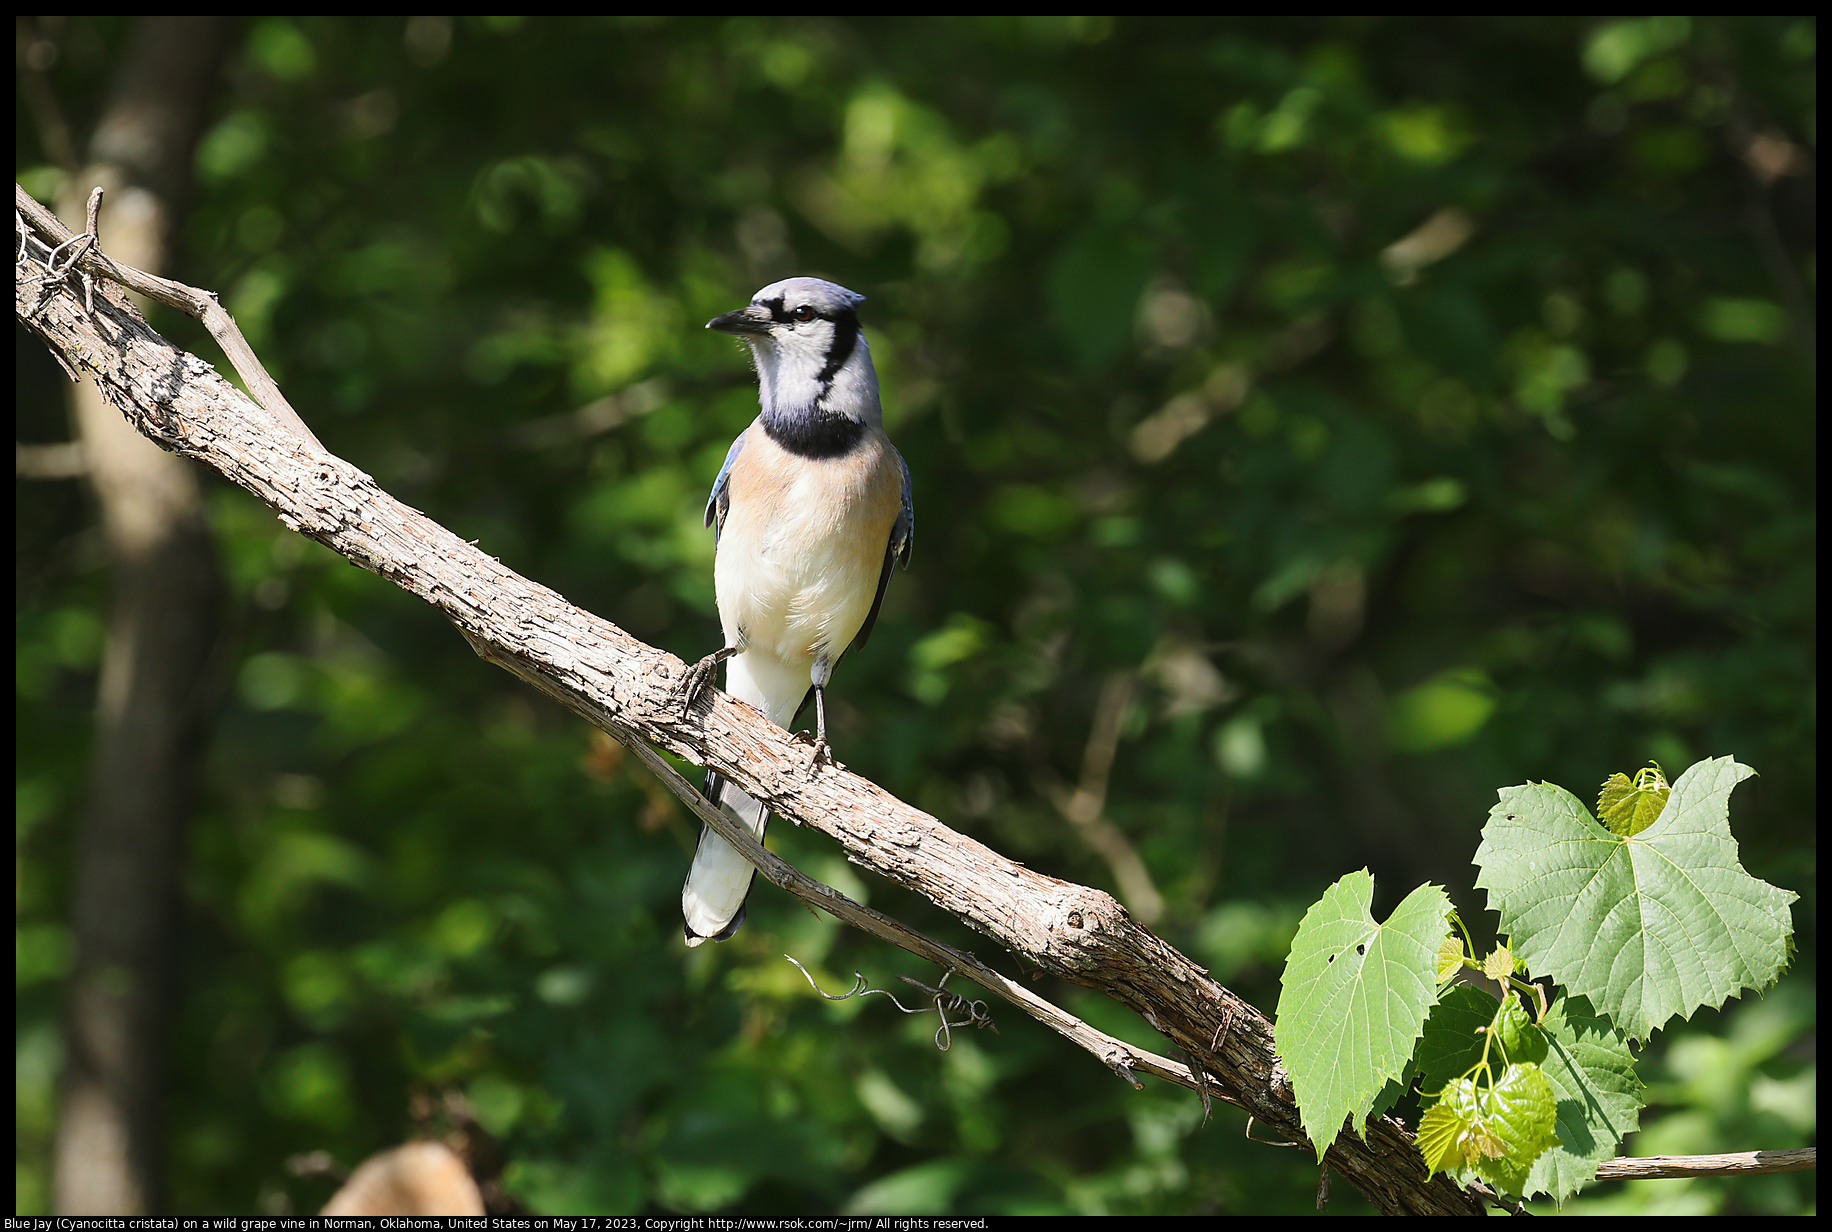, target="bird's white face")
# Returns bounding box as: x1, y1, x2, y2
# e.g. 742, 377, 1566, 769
746, 296, 846, 413
708, 277, 875, 426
